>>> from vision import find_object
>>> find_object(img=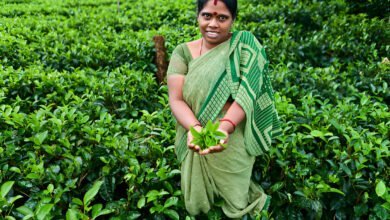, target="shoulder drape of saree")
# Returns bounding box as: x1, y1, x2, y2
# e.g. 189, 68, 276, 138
227, 31, 282, 156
